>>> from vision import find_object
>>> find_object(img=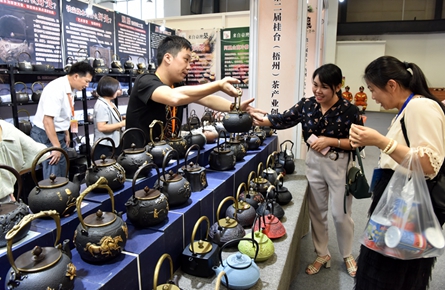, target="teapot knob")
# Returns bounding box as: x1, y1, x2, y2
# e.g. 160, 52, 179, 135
163, 285, 169, 290
144, 186, 150, 195
32, 245, 43, 258
189, 162, 194, 167
131, 143, 136, 150
49, 173, 56, 183
100, 154, 107, 162
168, 169, 174, 176
96, 209, 103, 219
198, 240, 204, 248
236, 253, 242, 259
